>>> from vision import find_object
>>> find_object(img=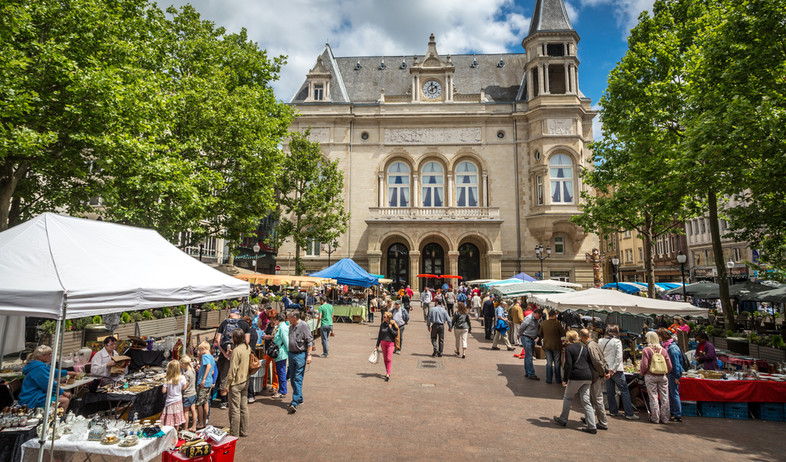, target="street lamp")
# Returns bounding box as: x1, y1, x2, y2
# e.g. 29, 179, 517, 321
677, 252, 688, 299
252, 244, 260, 272
726, 259, 735, 287
611, 256, 620, 291
321, 241, 338, 267
535, 244, 551, 280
